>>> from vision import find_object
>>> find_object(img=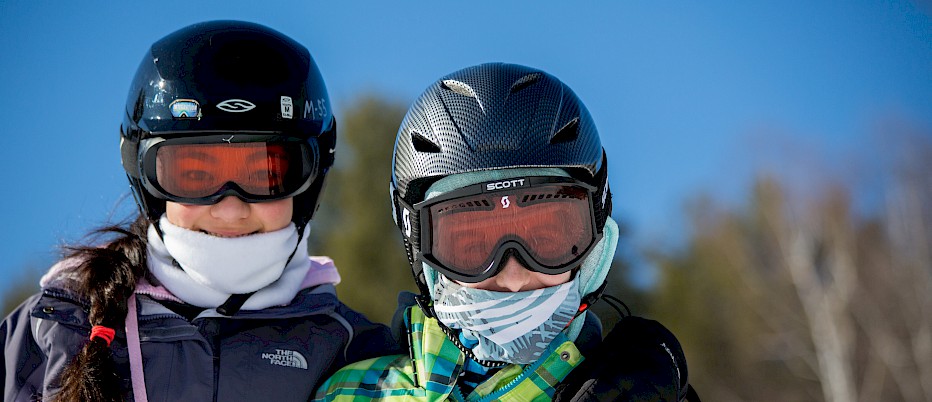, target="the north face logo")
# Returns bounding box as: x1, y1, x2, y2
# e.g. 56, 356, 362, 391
261, 349, 308, 370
